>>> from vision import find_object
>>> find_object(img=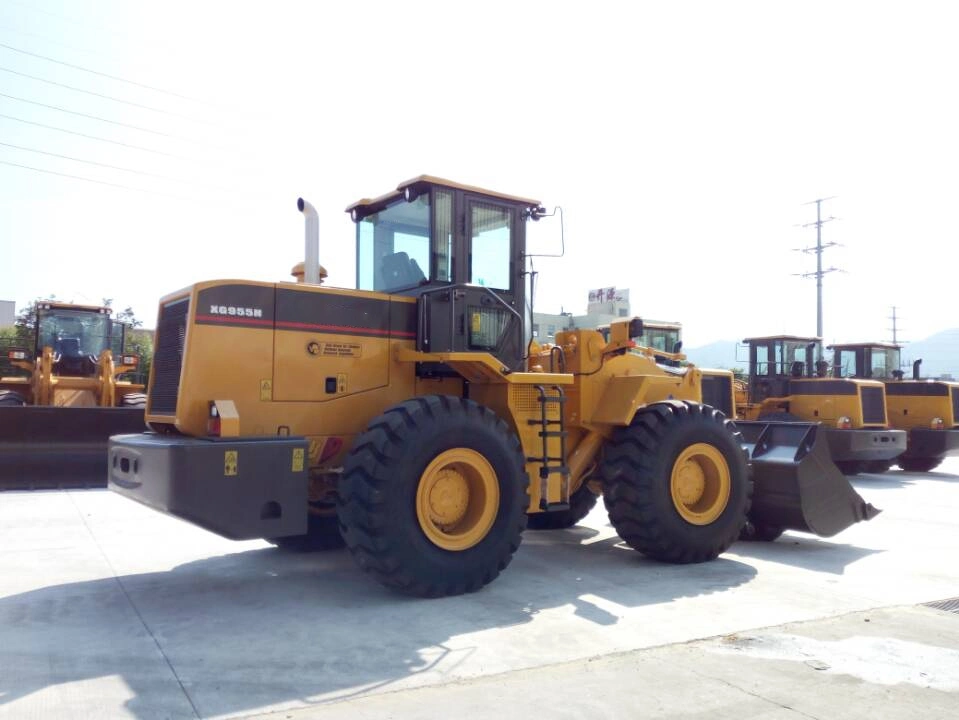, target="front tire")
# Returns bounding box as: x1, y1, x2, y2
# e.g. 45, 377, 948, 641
0, 390, 27, 406
600, 401, 751, 563
337, 396, 528, 597
898, 457, 942, 473
119, 392, 147, 408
